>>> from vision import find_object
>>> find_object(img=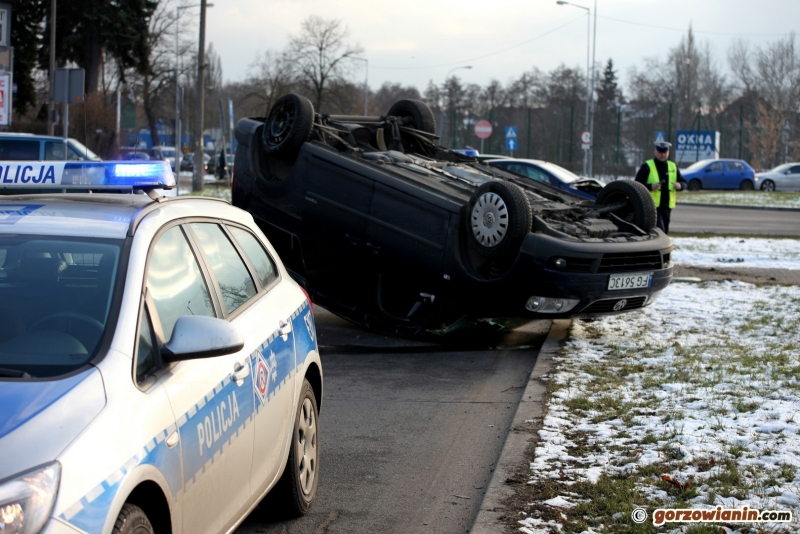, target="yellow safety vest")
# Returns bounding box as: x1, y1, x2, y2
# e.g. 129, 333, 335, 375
646, 159, 677, 209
